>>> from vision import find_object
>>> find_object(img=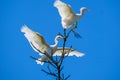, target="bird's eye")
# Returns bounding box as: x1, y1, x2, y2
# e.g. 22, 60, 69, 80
58, 37, 61, 38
